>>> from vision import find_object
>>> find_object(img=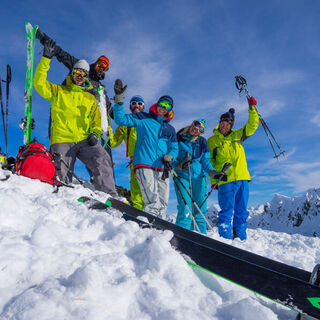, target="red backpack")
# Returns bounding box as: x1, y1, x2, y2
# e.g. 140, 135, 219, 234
15, 141, 56, 184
